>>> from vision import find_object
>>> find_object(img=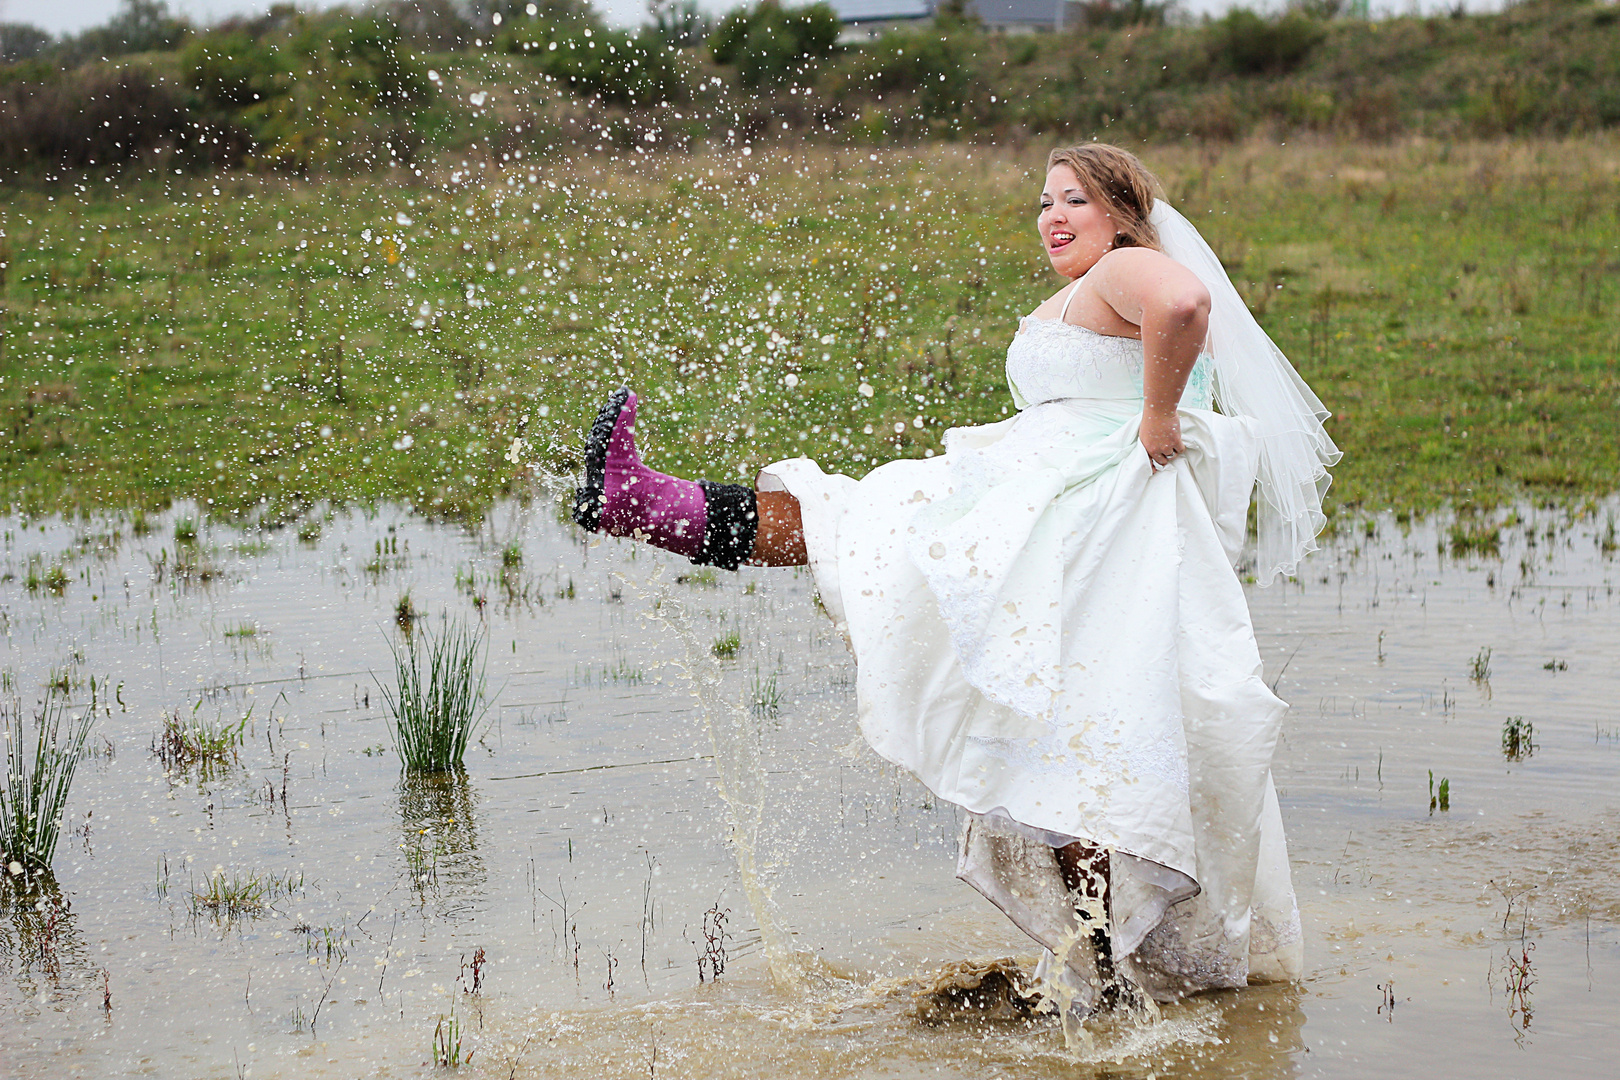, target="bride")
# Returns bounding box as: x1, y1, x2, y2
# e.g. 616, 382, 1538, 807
571, 144, 1339, 1014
